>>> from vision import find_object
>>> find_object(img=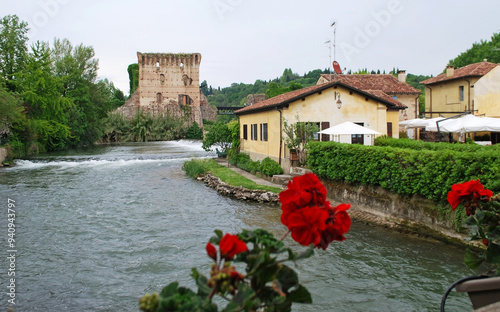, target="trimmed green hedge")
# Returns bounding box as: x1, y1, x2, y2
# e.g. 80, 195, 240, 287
307, 141, 500, 204
375, 136, 500, 153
